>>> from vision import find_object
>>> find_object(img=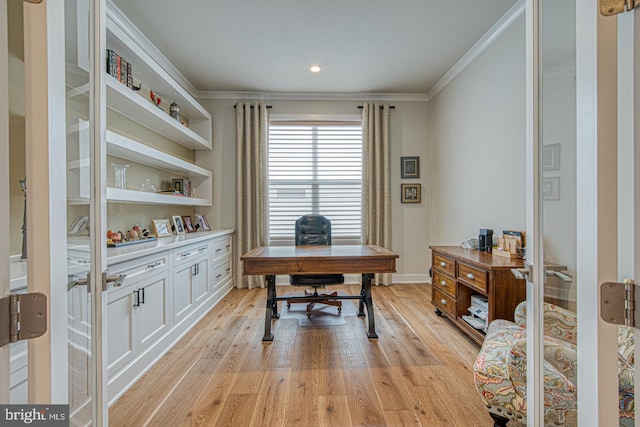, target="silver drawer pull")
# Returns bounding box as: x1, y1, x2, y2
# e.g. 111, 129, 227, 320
216, 248, 222, 253
466, 273, 475, 280
216, 273, 222, 279
440, 299, 447, 305
440, 261, 446, 267
147, 261, 163, 269
226, 268, 231, 273
181, 252, 192, 258
440, 280, 447, 286
226, 245, 231, 249
199, 247, 207, 252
